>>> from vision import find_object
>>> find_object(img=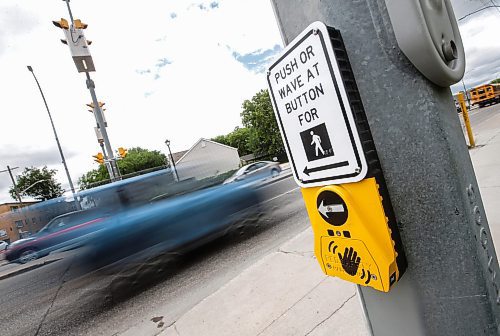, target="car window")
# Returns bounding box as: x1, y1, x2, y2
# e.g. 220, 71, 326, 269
46, 218, 67, 230
254, 162, 267, 169
246, 164, 258, 172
